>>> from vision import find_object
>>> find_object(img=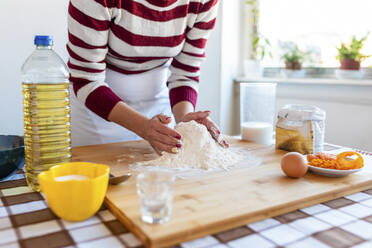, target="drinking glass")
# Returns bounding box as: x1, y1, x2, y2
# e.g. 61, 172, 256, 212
136, 171, 175, 224
240, 83, 277, 146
